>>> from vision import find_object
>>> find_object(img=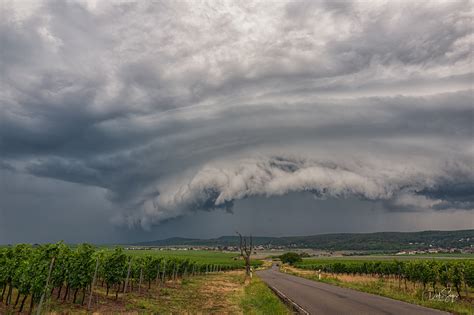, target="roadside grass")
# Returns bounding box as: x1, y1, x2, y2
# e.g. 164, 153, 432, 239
282, 265, 474, 315
0, 270, 290, 314
239, 276, 291, 315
